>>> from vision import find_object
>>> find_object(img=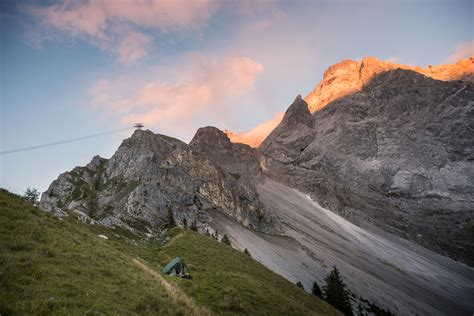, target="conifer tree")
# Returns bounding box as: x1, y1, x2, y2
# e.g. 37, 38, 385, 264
244, 248, 251, 256
312, 280, 322, 298
296, 281, 304, 290
323, 266, 353, 316
221, 234, 231, 246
